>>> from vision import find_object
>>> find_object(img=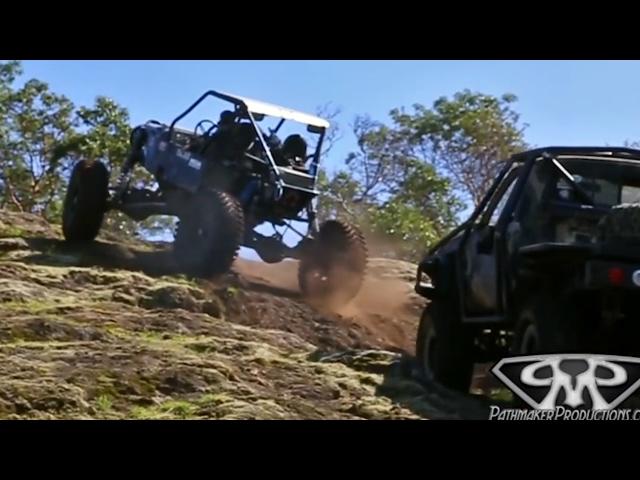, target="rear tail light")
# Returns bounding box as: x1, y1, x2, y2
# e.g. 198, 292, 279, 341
608, 267, 625, 286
